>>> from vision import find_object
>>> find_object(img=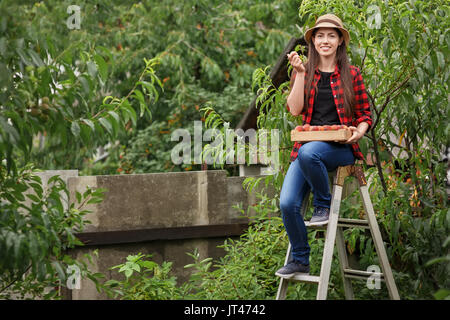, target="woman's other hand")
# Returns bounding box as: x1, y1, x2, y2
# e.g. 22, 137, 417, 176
344, 126, 365, 144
